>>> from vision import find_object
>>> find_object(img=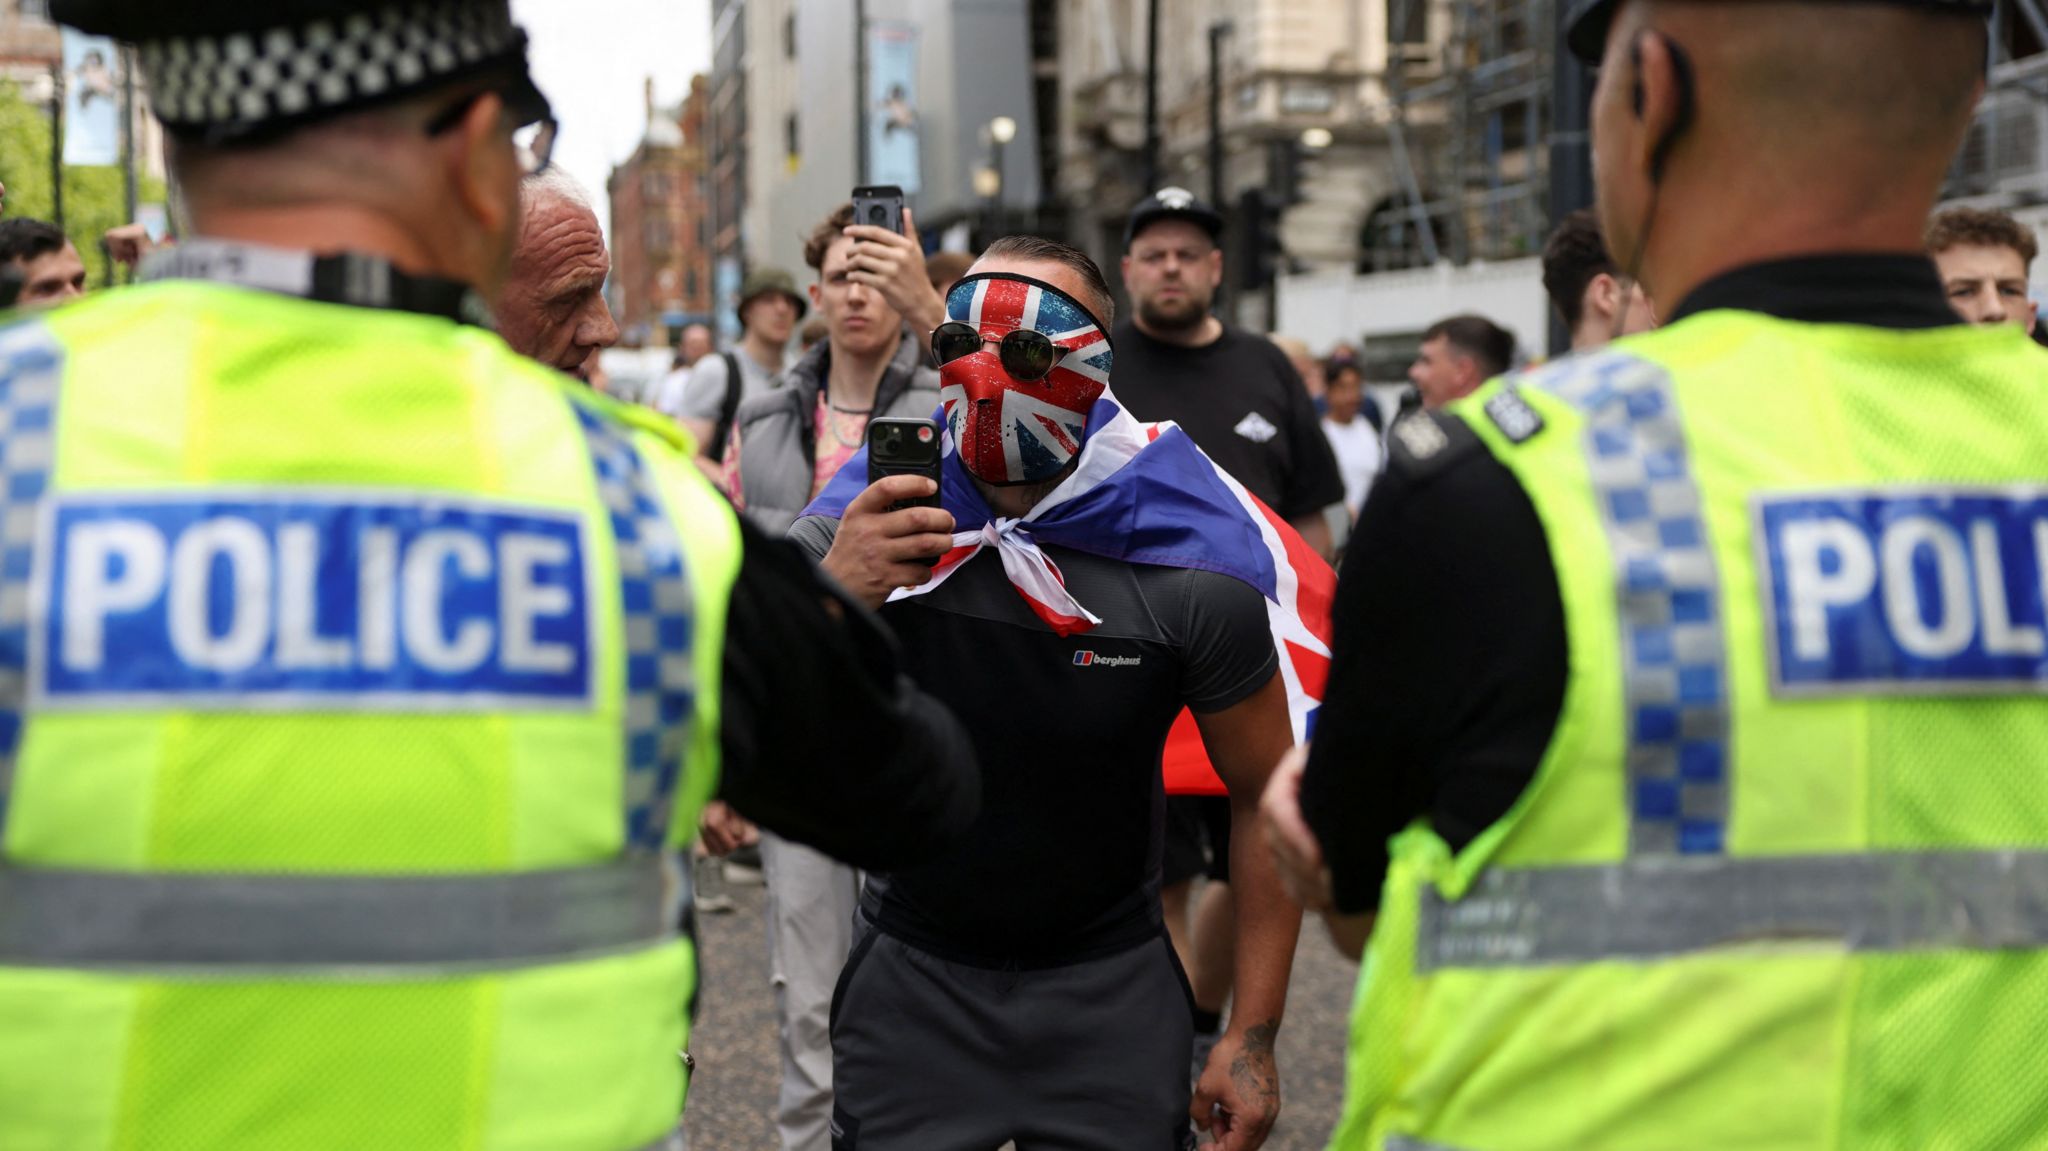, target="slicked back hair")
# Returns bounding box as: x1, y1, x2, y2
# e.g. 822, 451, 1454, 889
1423, 314, 1515, 379
976, 234, 1117, 326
